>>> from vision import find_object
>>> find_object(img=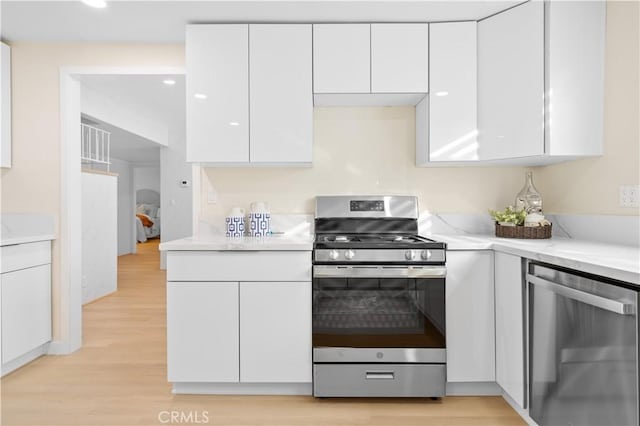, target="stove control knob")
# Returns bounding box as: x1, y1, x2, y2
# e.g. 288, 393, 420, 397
405, 250, 416, 261
345, 250, 355, 260
421, 250, 432, 260
329, 250, 339, 261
